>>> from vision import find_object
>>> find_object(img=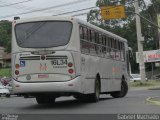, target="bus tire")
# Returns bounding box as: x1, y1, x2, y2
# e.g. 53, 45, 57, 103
110, 80, 128, 98
87, 77, 100, 102
36, 96, 55, 104
6, 94, 10, 98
